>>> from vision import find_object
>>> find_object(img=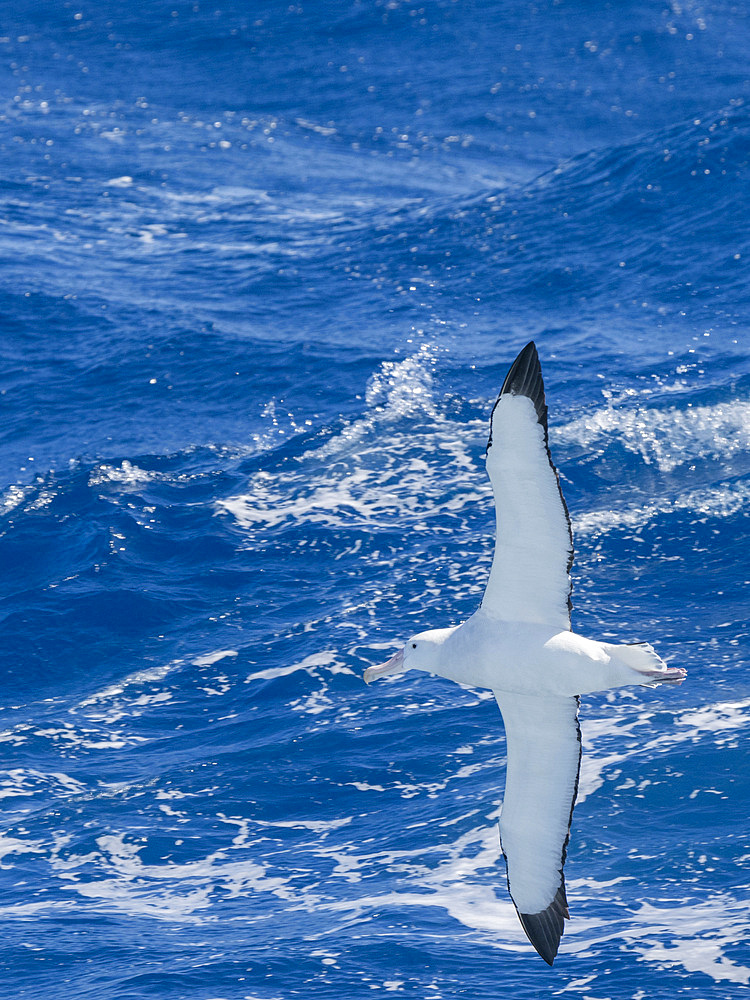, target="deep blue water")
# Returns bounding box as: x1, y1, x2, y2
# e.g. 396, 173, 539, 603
1, 2, 749, 997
